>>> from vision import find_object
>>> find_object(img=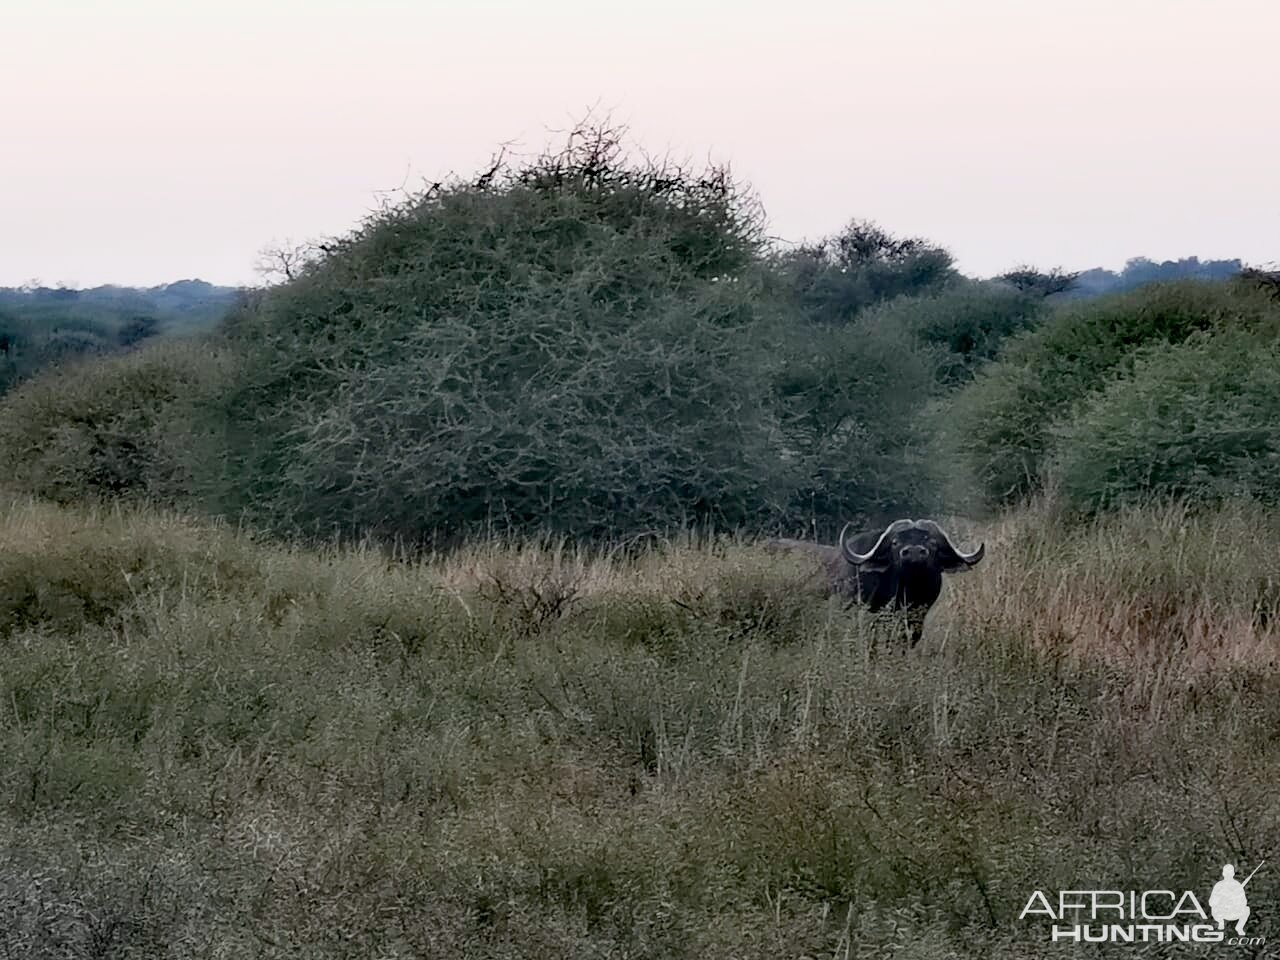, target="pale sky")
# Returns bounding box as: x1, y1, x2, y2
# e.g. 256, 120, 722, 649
4, 0, 1277, 288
